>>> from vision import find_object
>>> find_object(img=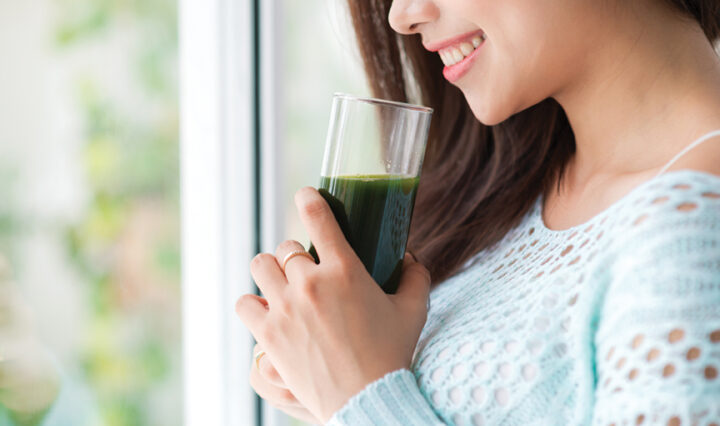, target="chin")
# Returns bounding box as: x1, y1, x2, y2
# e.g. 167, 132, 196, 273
465, 94, 512, 126
463, 86, 545, 126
